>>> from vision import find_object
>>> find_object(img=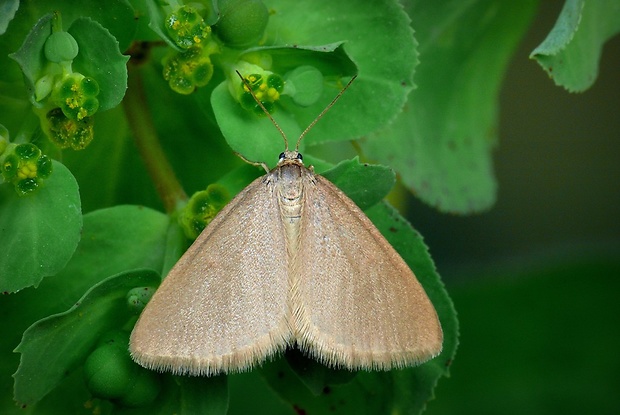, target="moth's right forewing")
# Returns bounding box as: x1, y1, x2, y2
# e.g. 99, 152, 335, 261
292, 175, 442, 370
